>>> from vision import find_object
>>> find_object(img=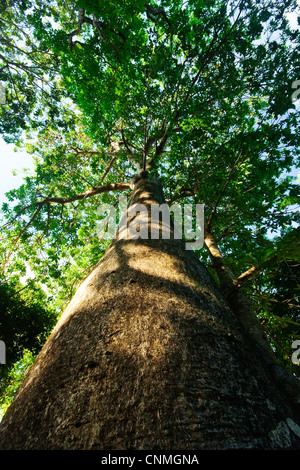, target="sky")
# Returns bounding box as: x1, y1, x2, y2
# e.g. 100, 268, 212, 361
0, 137, 35, 206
